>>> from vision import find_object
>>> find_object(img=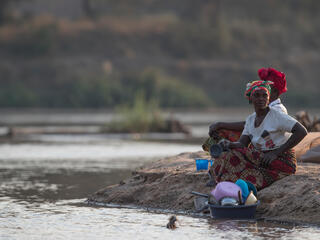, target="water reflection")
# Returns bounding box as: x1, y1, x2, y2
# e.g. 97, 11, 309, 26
1, 133, 320, 239
2, 198, 320, 240
0, 141, 201, 162
0, 167, 132, 203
